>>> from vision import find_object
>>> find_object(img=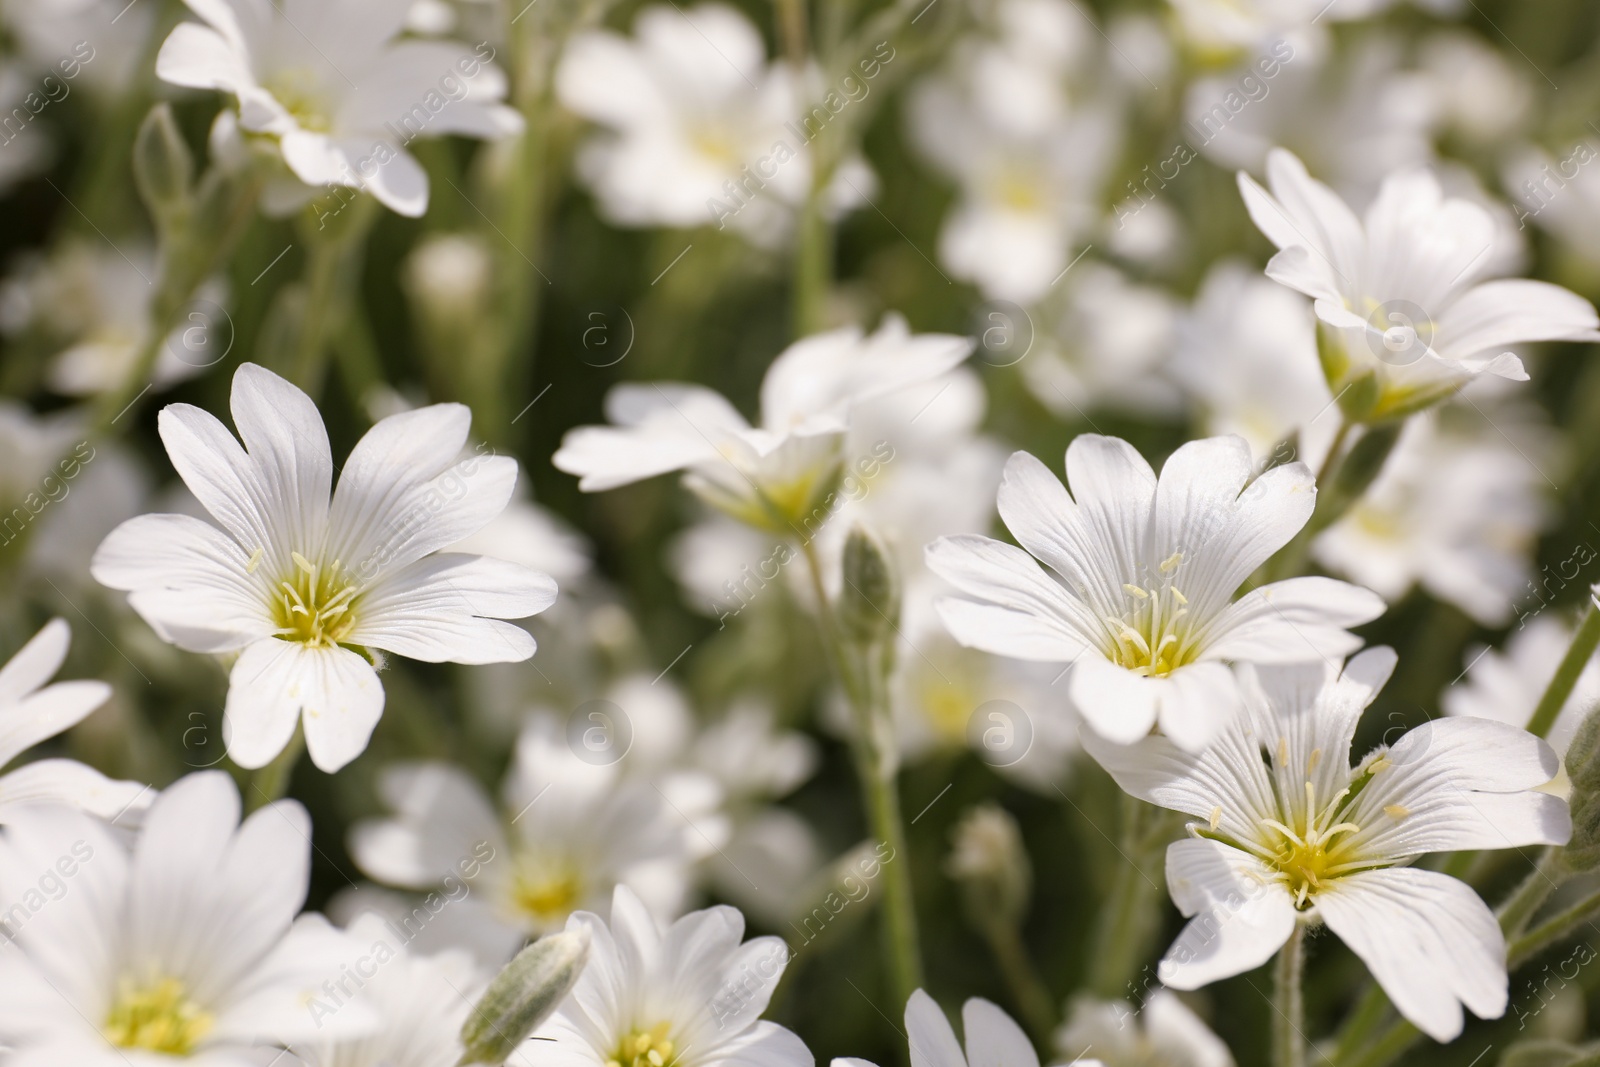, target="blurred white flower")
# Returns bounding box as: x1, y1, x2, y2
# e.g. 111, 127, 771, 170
1020, 263, 1183, 417
1, 0, 147, 95
449, 491, 594, 589
1418, 32, 1533, 146
906, 0, 1119, 304
155, 0, 522, 216
837, 989, 1063, 1067
289, 911, 484, 1067
1443, 614, 1600, 758
0, 770, 375, 1062
350, 712, 716, 952
0, 619, 149, 824
553, 315, 971, 532
0, 240, 221, 397
927, 435, 1384, 750
1313, 411, 1551, 626
1504, 140, 1600, 269
534, 885, 812, 1067
1088, 648, 1571, 1042
1056, 989, 1232, 1067
91, 362, 556, 772
1240, 148, 1600, 415
1189, 39, 1435, 206
1168, 258, 1335, 463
